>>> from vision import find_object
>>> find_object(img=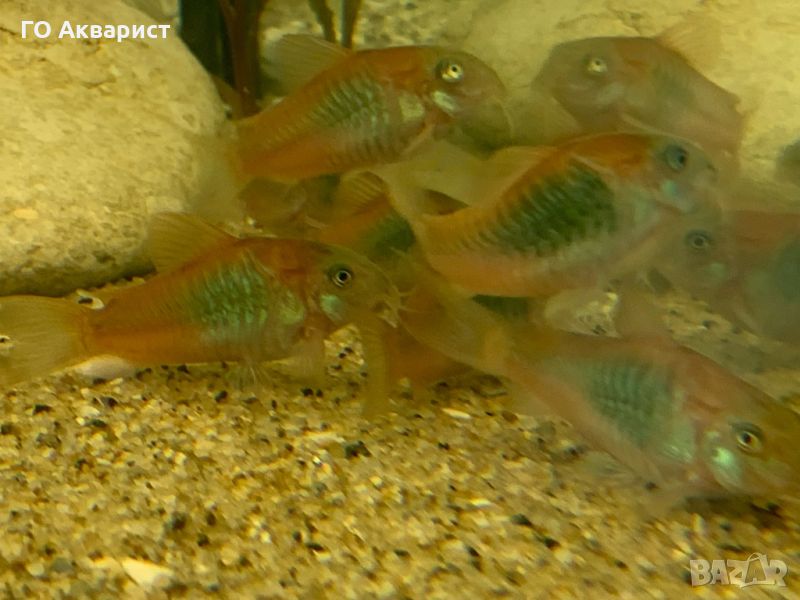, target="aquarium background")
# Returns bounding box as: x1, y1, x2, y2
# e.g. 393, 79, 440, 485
0, 0, 798, 597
